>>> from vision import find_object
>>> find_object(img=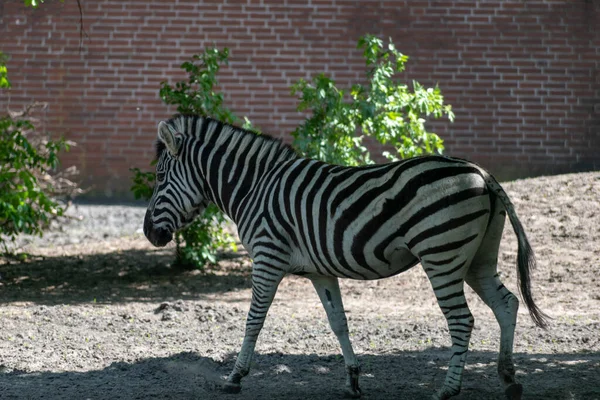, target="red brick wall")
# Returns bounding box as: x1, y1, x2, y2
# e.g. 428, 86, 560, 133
1, 0, 598, 198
